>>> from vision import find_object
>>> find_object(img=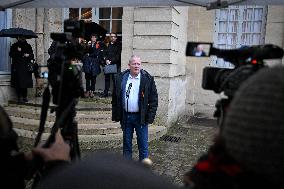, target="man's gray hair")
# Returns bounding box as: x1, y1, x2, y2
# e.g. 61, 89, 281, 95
129, 55, 141, 64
